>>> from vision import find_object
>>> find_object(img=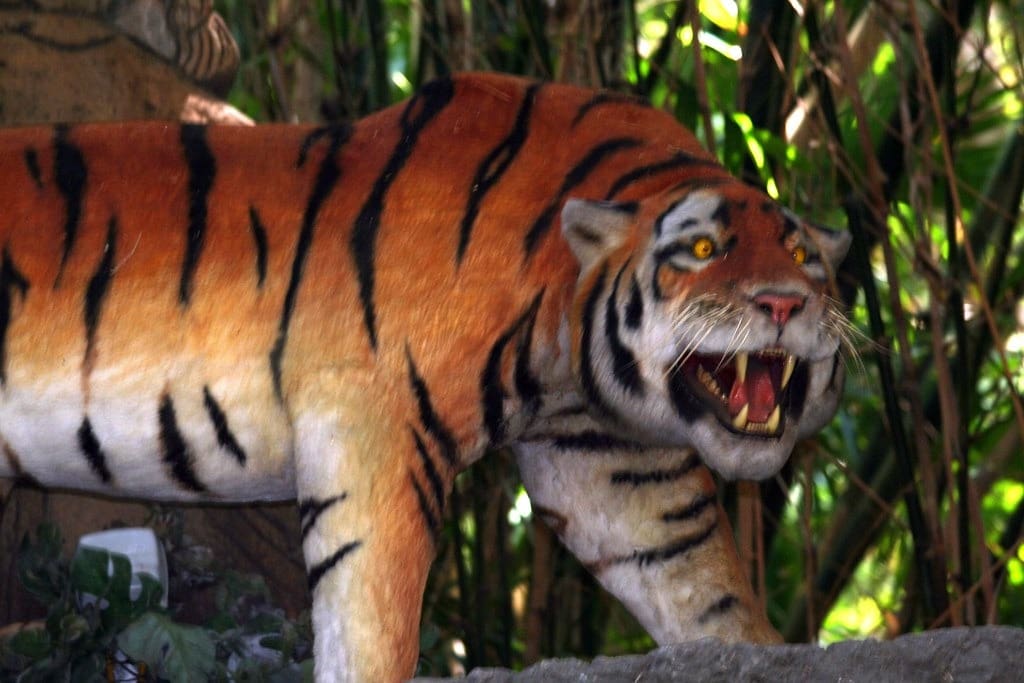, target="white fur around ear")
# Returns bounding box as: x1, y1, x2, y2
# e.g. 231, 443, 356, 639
806, 223, 852, 267
560, 199, 636, 272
